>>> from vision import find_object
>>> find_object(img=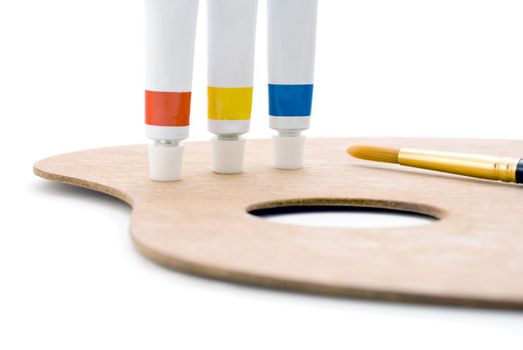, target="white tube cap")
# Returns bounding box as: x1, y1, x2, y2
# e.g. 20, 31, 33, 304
148, 142, 185, 181
211, 137, 246, 174
273, 134, 306, 169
